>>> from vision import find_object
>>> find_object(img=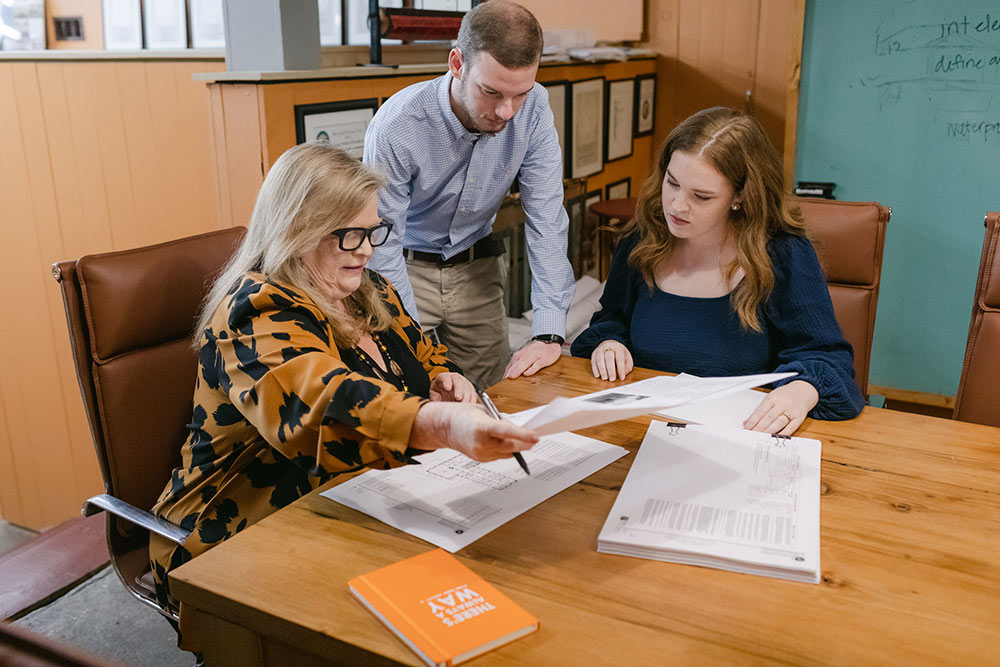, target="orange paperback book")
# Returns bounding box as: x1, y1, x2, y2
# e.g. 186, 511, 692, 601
349, 549, 539, 666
